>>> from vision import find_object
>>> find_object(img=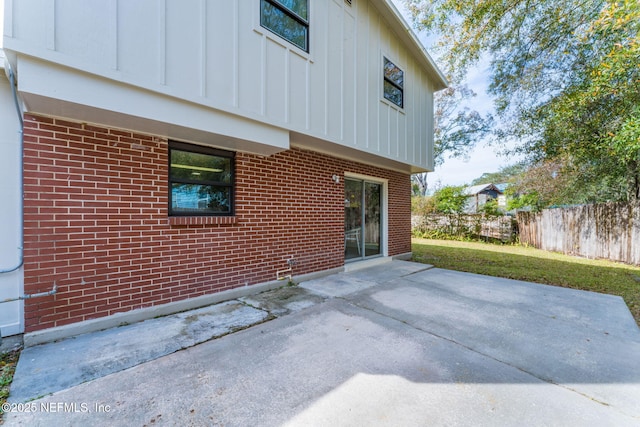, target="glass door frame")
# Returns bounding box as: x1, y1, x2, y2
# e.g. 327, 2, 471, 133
344, 173, 388, 262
